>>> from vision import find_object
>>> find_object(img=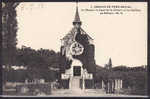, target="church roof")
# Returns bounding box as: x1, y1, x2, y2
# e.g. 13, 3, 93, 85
61, 3, 93, 45
61, 27, 93, 45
